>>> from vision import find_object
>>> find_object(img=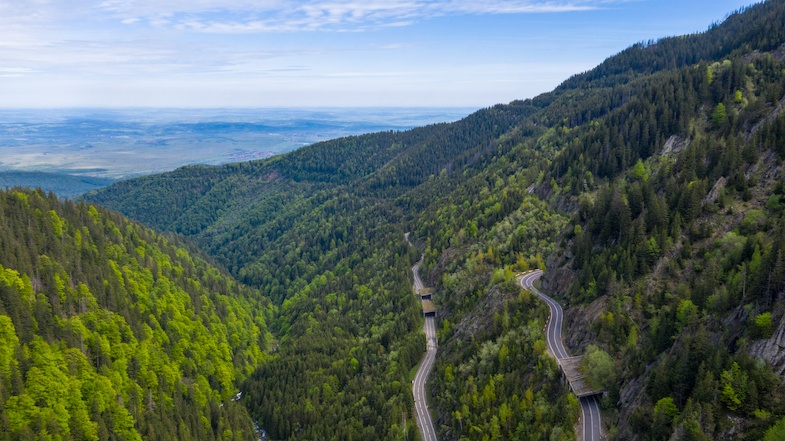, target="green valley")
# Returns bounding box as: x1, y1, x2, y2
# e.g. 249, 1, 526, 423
0, 0, 783, 440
